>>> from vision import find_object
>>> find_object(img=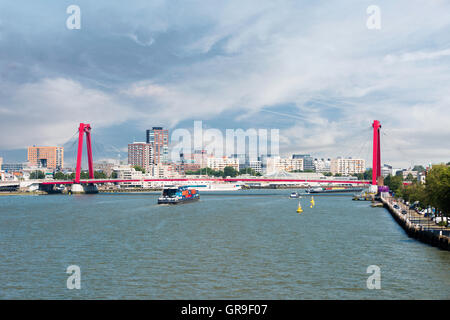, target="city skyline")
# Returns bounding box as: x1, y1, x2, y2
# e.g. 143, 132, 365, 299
1, 1, 450, 168
0, 126, 438, 171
